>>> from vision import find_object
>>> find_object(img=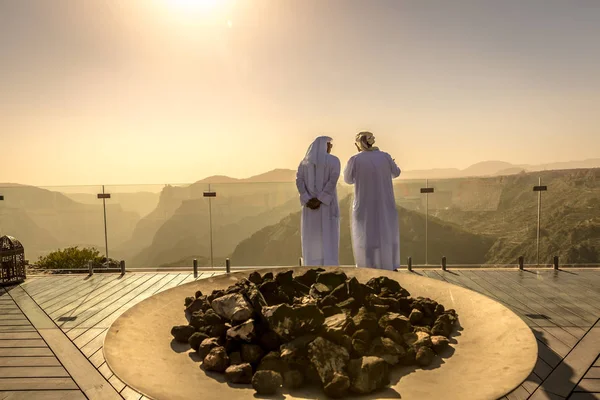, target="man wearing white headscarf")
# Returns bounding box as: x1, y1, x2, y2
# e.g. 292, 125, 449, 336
344, 132, 401, 270
296, 136, 341, 266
